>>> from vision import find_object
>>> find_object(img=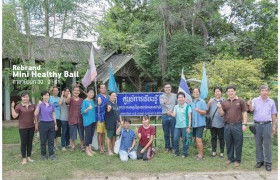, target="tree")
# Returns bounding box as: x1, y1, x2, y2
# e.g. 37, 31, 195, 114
96, 0, 226, 85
